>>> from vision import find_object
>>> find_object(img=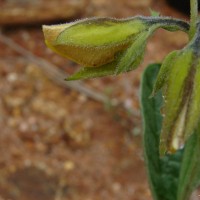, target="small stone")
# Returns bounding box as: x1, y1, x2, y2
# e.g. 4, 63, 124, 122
78, 94, 87, 103
19, 122, 29, 132
36, 143, 47, 153
24, 159, 32, 167
132, 127, 141, 136
124, 99, 132, 109
4, 95, 26, 107
7, 73, 18, 82
63, 161, 75, 171
112, 182, 121, 193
